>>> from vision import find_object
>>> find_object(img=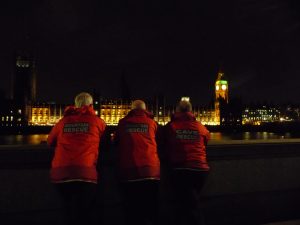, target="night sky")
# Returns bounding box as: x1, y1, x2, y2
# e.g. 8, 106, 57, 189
1, 0, 300, 105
